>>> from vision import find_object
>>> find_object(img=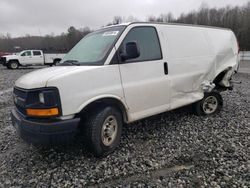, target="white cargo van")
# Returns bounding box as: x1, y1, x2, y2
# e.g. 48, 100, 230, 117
11, 23, 239, 156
